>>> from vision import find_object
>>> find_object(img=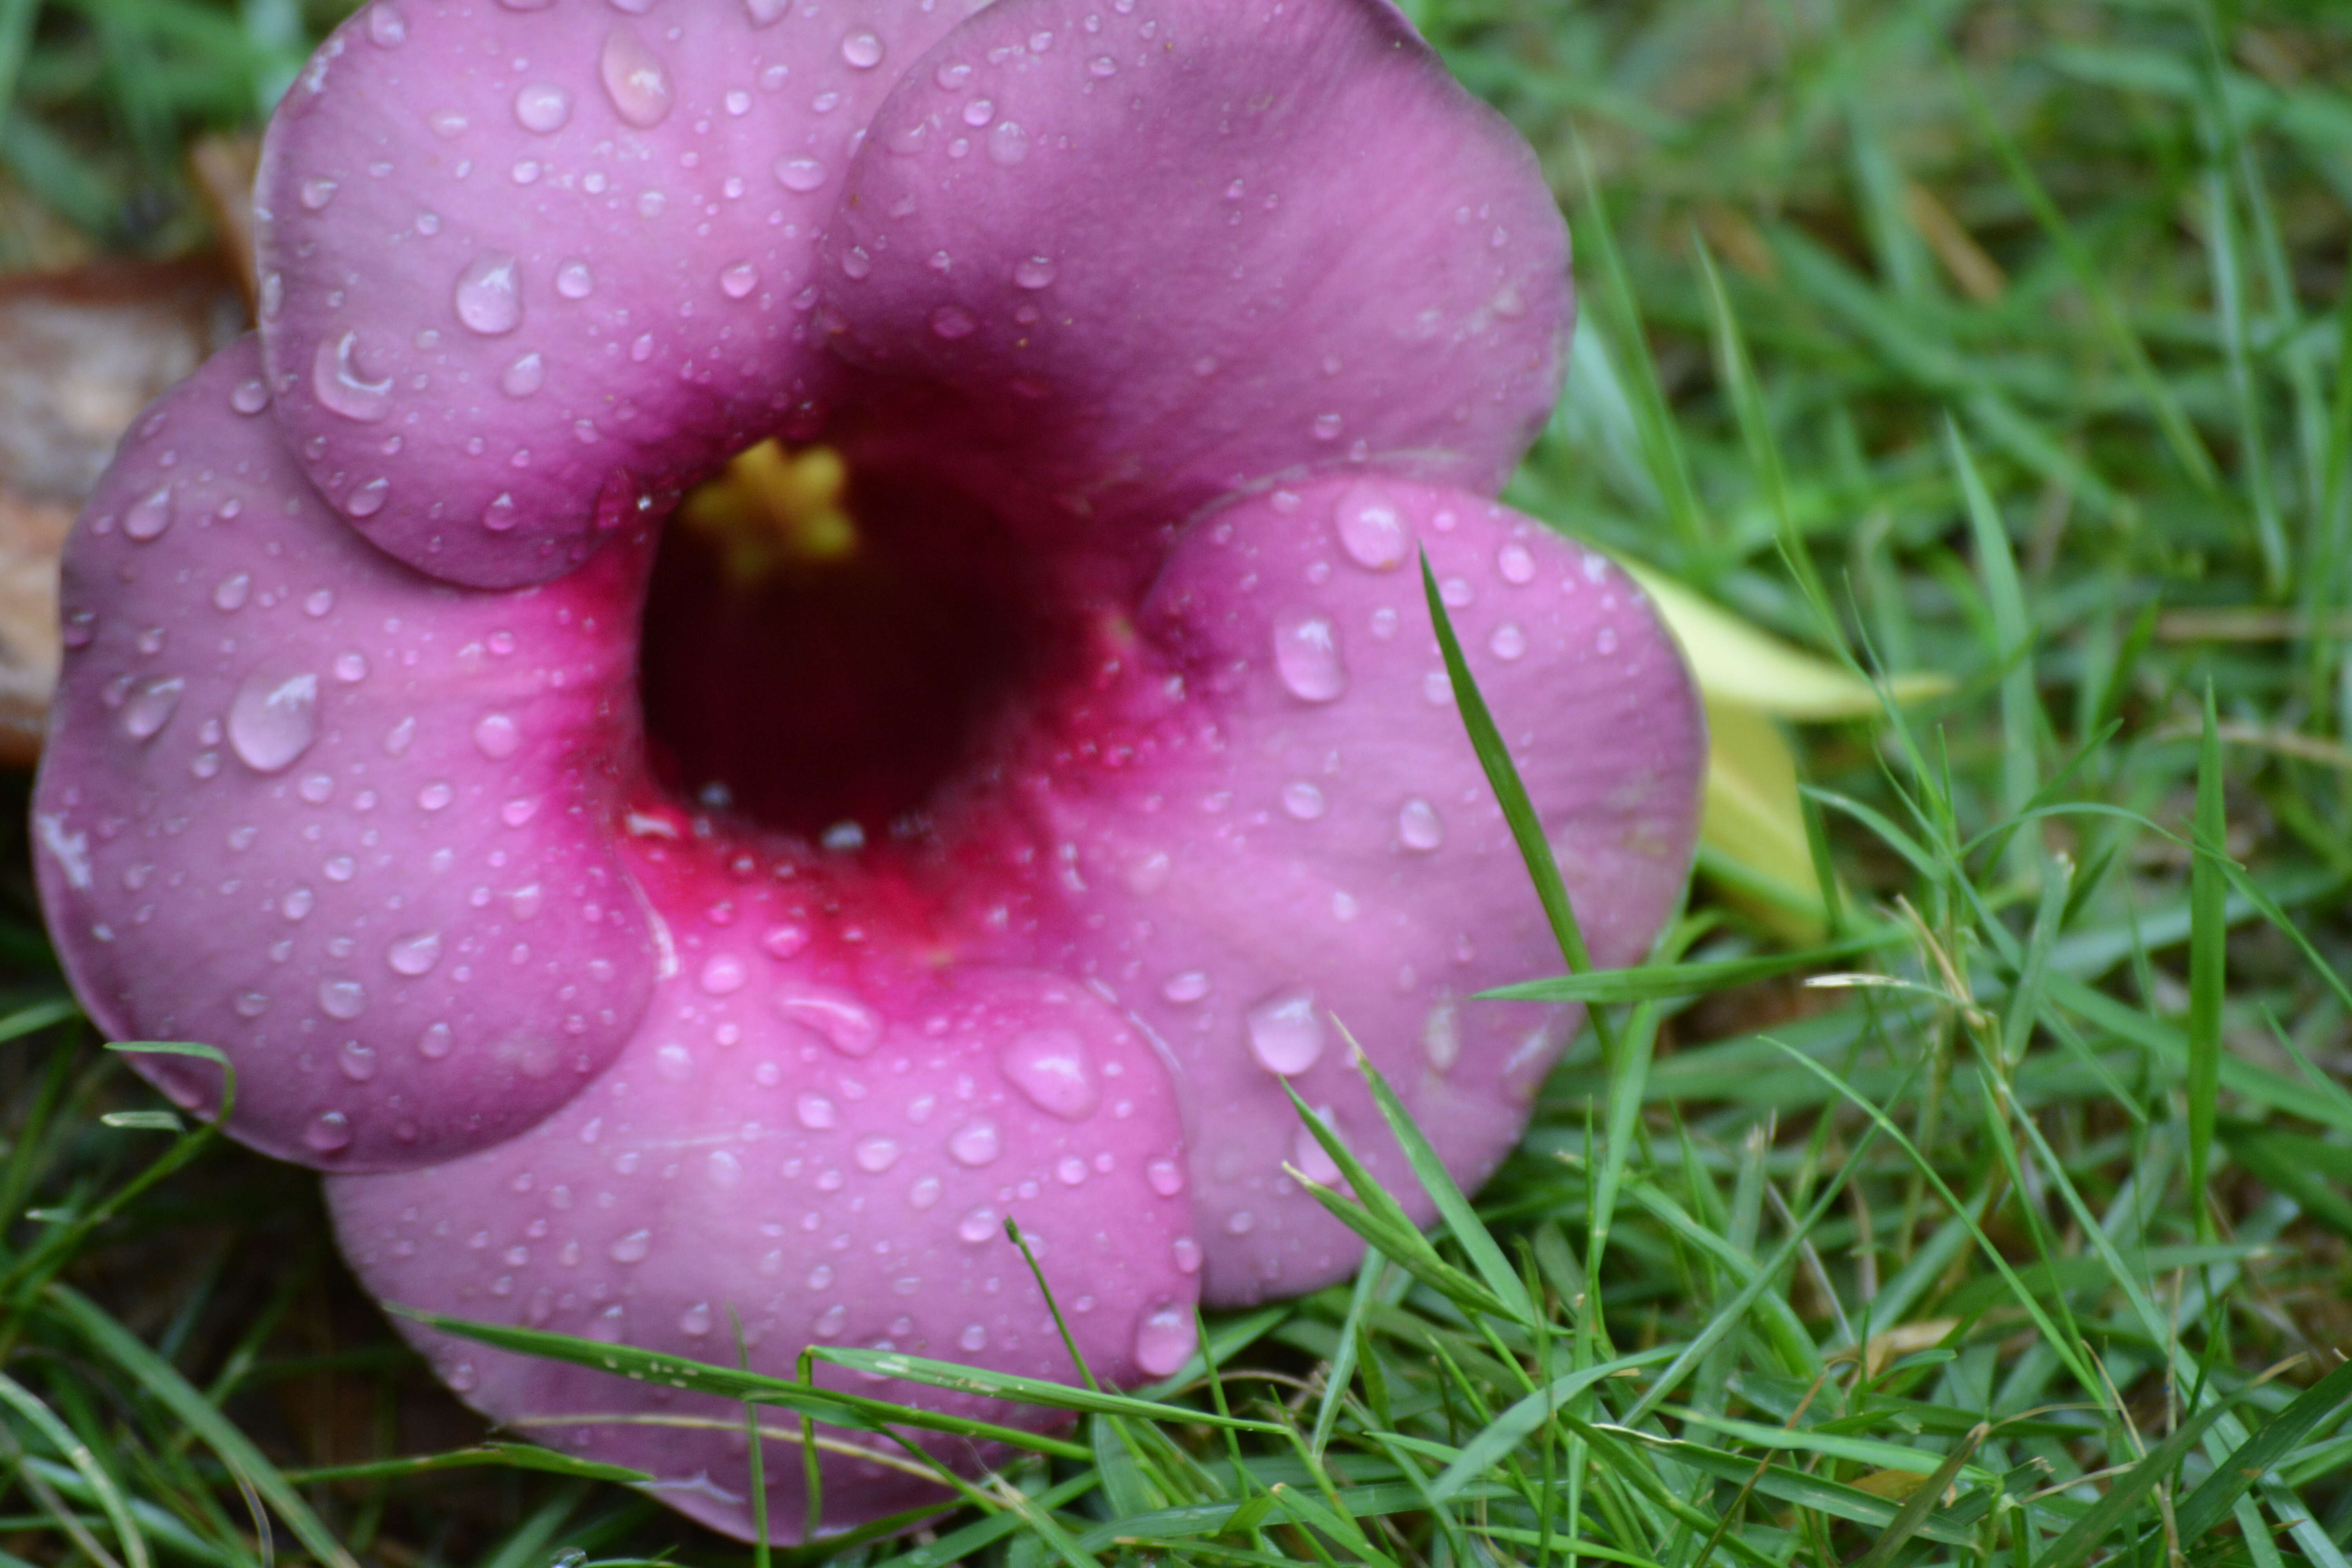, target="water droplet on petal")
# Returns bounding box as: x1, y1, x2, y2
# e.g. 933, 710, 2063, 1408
1498, 541, 1536, 584
419, 1022, 454, 1059
795, 1093, 838, 1130
555, 260, 594, 299
987, 120, 1030, 165
502, 353, 545, 397
1272, 610, 1347, 702
120, 678, 183, 740
999, 1029, 1098, 1121
1013, 255, 1056, 289
775, 992, 882, 1056
855, 1135, 900, 1172
720, 261, 759, 298
609, 1229, 652, 1263
841, 28, 884, 66
304, 1112, 352, 1153
1161, 971, 1209, 1004
1334, 483, 1408, 570
387, 932, 442, 976
959, 1323, 988, 1352
1281, 1129, 1346, 1201
907, 1174, 941, 1209
1398, 797, 1445, 851
1133, 1302, 1196, 1376
774, 156, 826, 192
483, 494, 519, 532
929, 305, 975, 339
600, 26, 674, 127
312, 331, 393, 421
472, 712, 521, 758
1245, 988, 1323, 1076
230, 379, 270, 416
1490, 622, 1527, 661
365, 4, 406, 45
124, 486, 173, 541
228, 668, 319, 773
679, 1302, 714, 1334
454, 254, 523, 335
299, 176, 339, 211
1281, 781, 1327, 821
346, 477, 390, 518
319, 978, 366, 1019
514, 83, 572, 133
699, 955, 746, 995
1146, 1157, 1185, 1196
948, 1120, 1000, 1166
